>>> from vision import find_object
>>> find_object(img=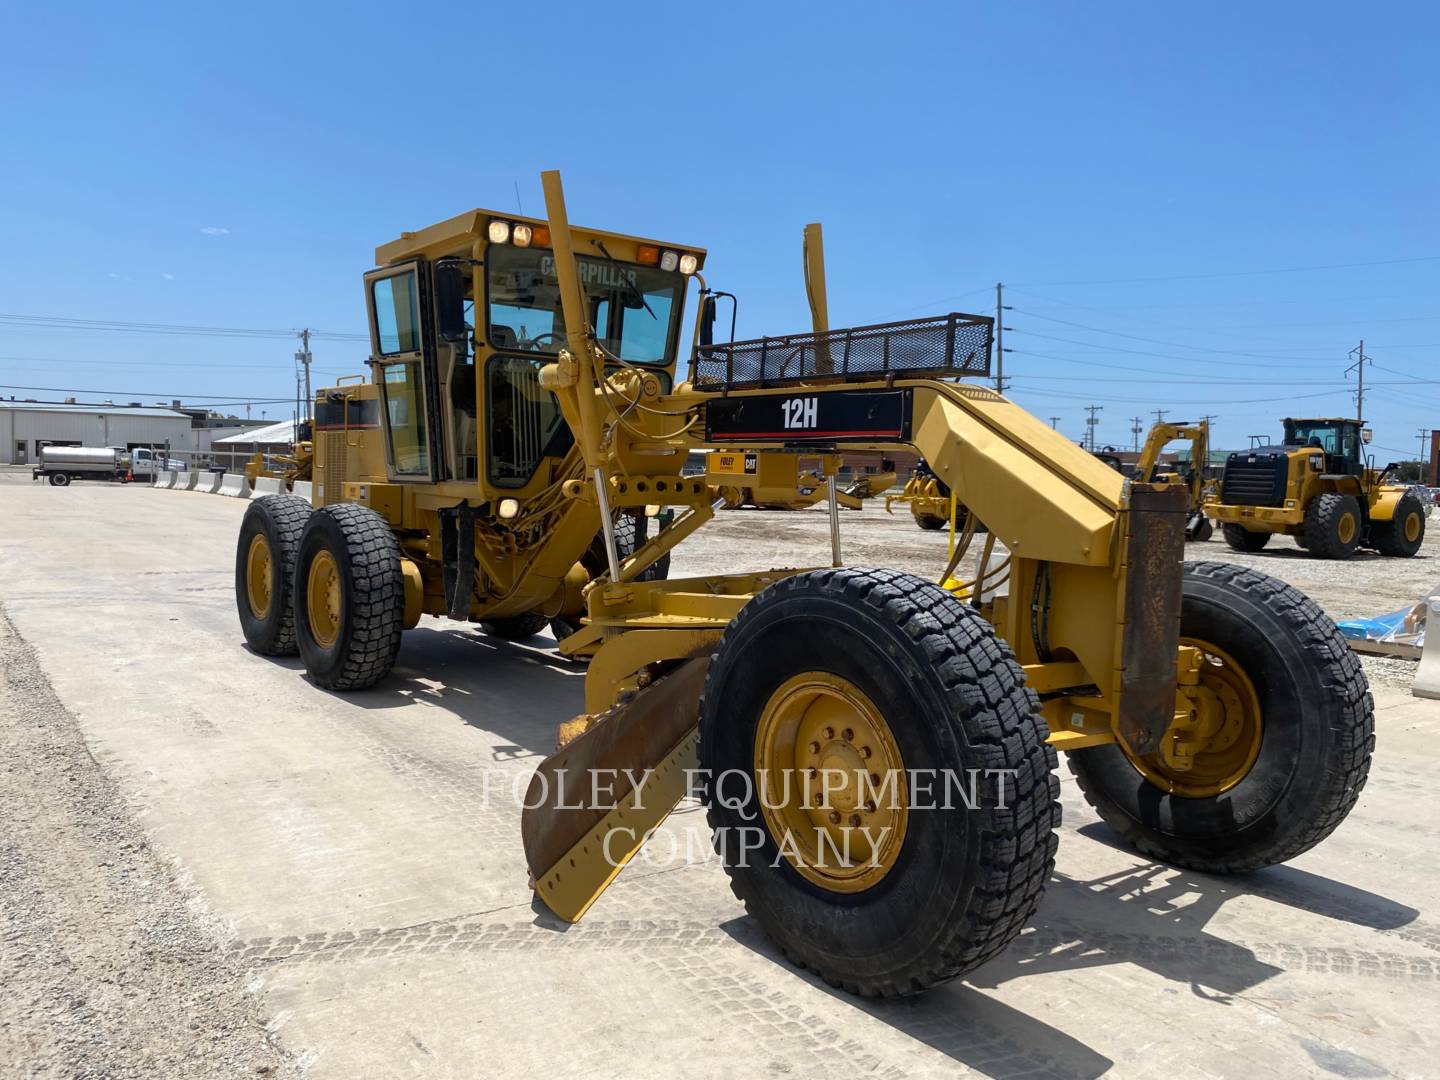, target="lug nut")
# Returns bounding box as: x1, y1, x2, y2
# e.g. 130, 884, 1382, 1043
807, 741, 820, 754
860, 746, 872, 759
868, 772, 879, 786
864, 800, 876, 813
849, 814, 861, 827
823, 727, 834, 739
813, 793, 823, 806
828, 811, 841, 825
842, 728, 854, 742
